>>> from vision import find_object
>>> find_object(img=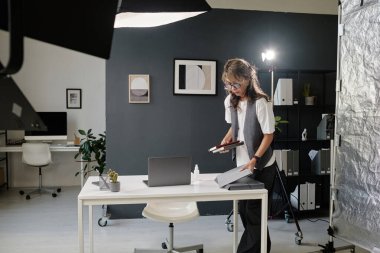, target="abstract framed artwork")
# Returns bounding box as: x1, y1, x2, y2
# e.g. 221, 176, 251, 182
66, 89, 82, 109
129, 74, 150, 103
173, 59, 217, 95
